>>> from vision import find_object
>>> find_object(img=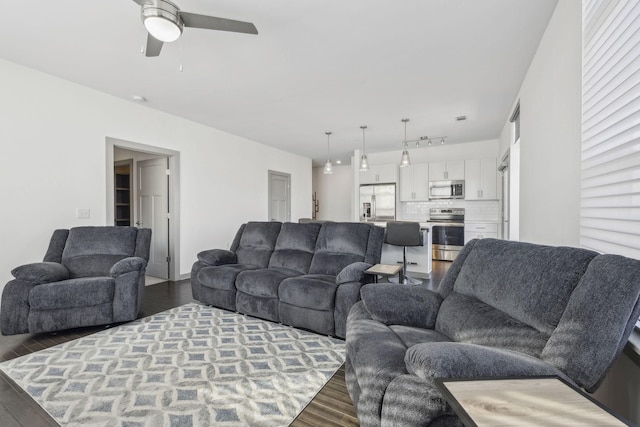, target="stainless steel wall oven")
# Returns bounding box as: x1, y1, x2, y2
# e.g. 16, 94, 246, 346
428, 208, 465, 261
